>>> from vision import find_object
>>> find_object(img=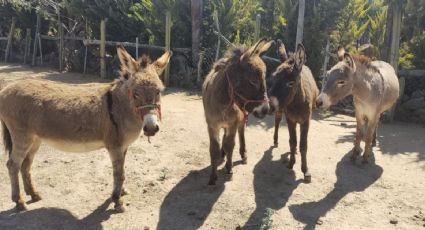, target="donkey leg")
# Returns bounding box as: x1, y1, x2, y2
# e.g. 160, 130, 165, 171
300, 120, 311, 183
286, 118, 297, 170
352, 112, 365, 161
372, 125, 378, 147
274, 110, 283, 146
238, 122, 247, 164
21, 138, 42, 202
362, 117, 379, 164
223, 124, 237, 181
208, 126, 221, 185
121, 149, 129, 196
108, 148, 127, 213
7, 136, 33, 211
